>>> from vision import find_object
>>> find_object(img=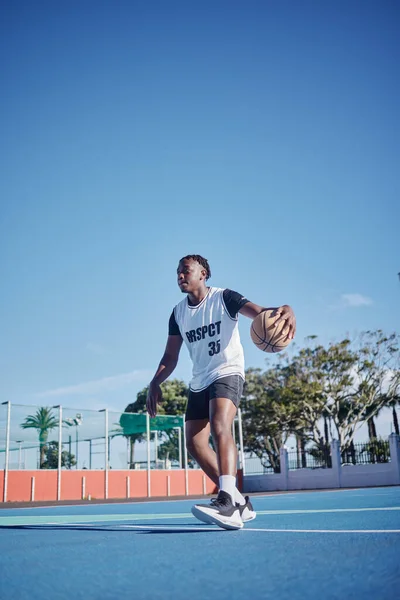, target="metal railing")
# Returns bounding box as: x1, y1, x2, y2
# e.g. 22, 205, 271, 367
287, 448, 331, 470
243, 455, 279, 475
341, 440, 390, 465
